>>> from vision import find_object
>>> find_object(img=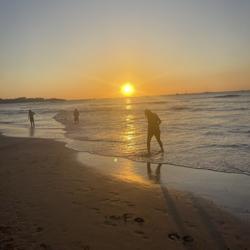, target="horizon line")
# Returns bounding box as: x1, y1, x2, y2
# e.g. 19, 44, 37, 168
0, 89, 249, 103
